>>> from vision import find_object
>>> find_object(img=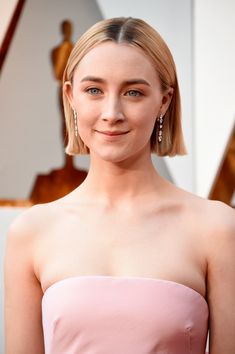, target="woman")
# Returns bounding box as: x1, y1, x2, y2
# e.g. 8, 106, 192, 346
4, 17, 235, 354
